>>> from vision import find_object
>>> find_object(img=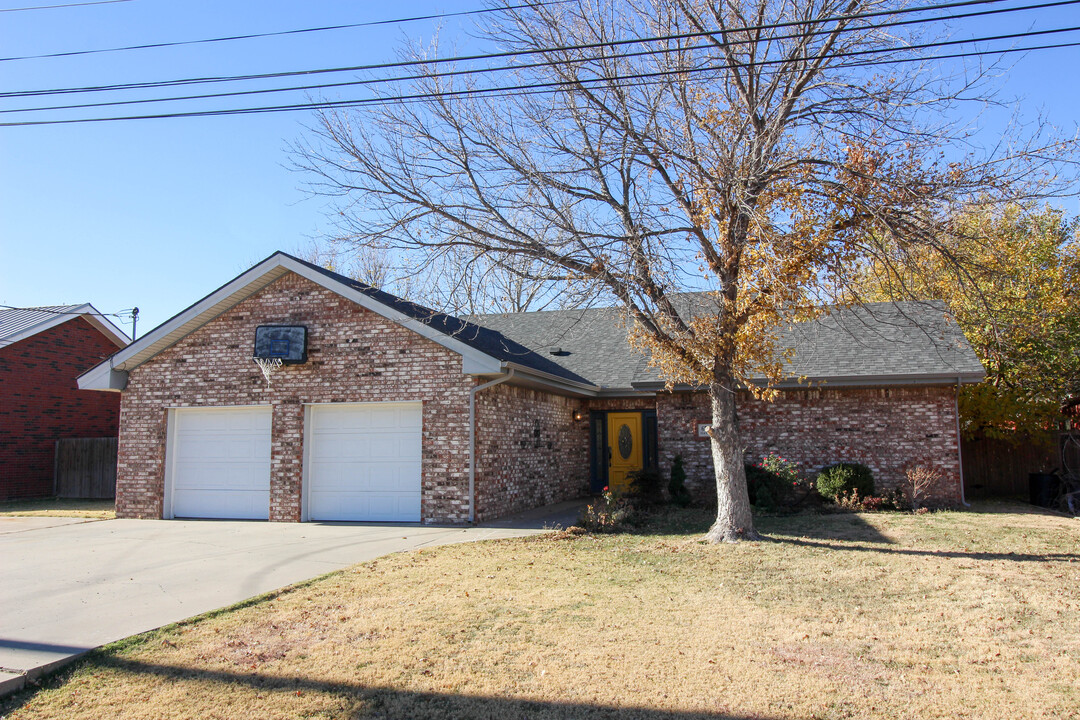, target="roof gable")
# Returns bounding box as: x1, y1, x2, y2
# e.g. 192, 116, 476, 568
0, 304, 130, 350
77, 252, 594, 392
